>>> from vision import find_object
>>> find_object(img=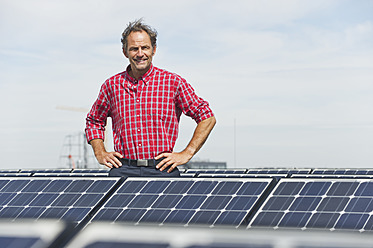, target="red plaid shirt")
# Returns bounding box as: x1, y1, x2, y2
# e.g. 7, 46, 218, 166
85, 64, 214, 160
